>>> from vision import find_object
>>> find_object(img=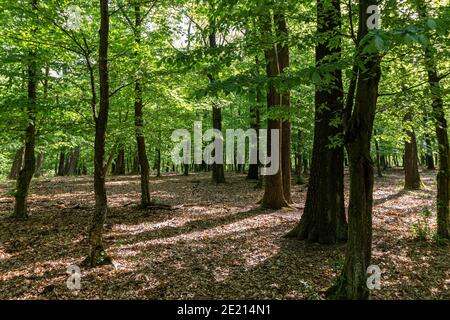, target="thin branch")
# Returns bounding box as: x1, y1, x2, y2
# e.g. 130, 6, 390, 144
109, 80, 137, 98
378, 79, 429, 97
